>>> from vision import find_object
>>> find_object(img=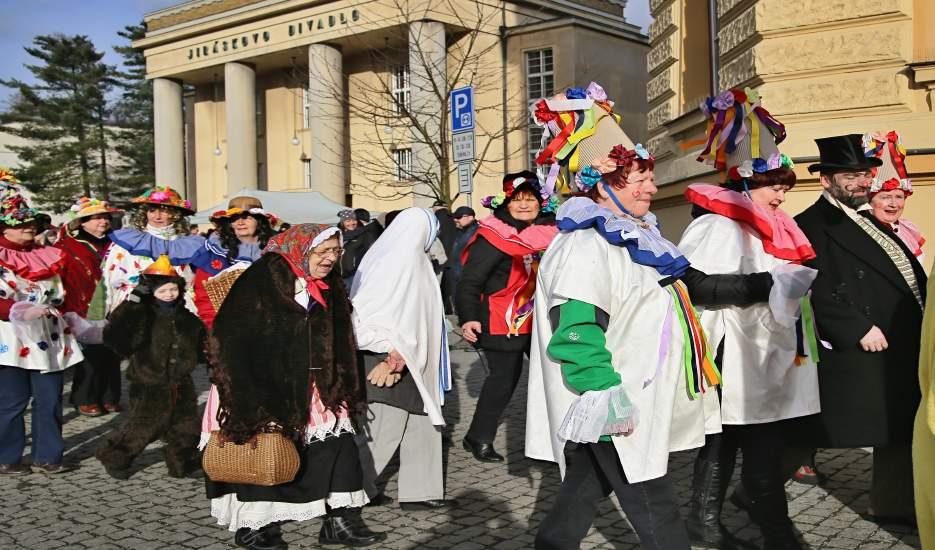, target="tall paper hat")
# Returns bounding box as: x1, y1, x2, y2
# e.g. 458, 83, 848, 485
0, 169, 38, 226
530, 82, 649, 194
131, 186, 194, 215
863, 131, 912, 196
697, 88, 791, 180
142, 254, 180, 277
68, 197, 123, 220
